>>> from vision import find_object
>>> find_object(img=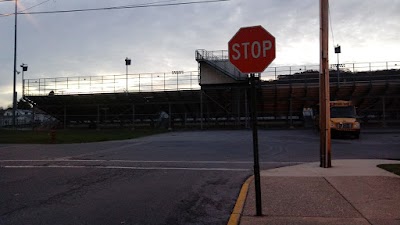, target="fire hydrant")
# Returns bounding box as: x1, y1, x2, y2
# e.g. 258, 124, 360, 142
49, 129, 56, 144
